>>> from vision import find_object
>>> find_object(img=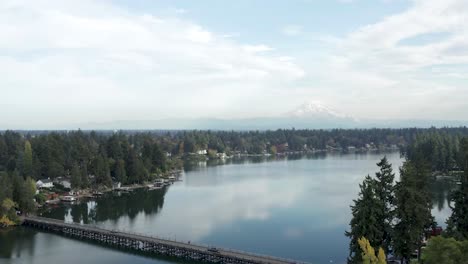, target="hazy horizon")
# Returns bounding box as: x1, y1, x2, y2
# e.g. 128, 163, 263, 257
2, 0, 468, 129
